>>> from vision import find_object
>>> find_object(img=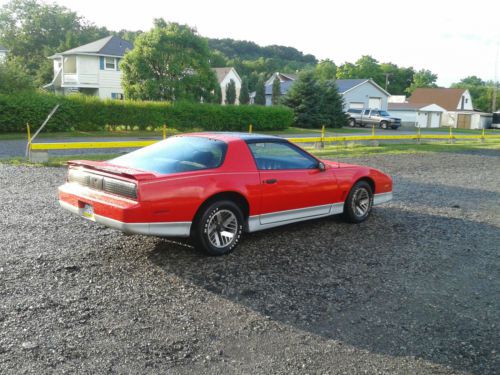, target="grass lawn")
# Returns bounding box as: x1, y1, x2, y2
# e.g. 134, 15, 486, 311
305, 139, 500, 158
